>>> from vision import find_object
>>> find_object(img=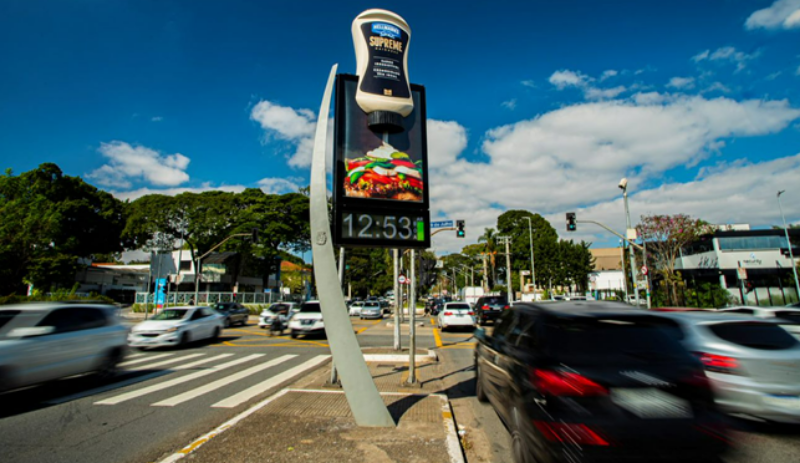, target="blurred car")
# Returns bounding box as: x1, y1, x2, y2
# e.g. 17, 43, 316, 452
475, 301, 728, 463
716, 306, 800, 338
213, 302, 249, 327
436, 302, 475, 331
258, 302, 298, 329
0, 303, 129, 393
288, 301, 325, 339
360, 302, 383, 320
474, 295, 509, 325
349, 301, 364, 317
662, 311, 800, 423
129, 306, 224, 349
